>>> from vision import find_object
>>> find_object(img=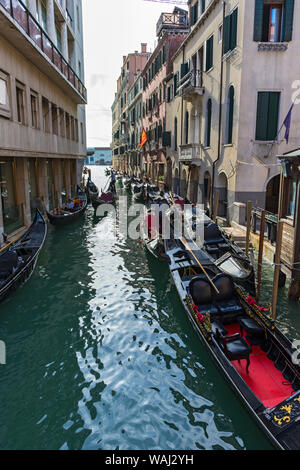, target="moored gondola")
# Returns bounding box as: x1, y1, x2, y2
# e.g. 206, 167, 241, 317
86, 179, 99, 202
0, 210, 47, 303
141, 208, 166, 260
46, 188, 87, 226
92, 183, 117, 212
170, 196, 256, 295
164, 235, 300, 450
